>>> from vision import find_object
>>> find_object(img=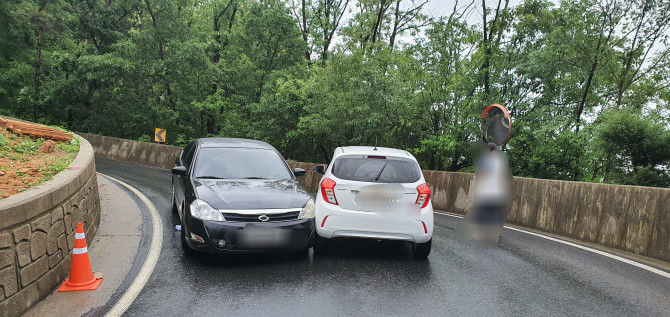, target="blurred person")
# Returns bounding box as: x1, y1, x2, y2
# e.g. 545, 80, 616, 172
470, 142, 511, 244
